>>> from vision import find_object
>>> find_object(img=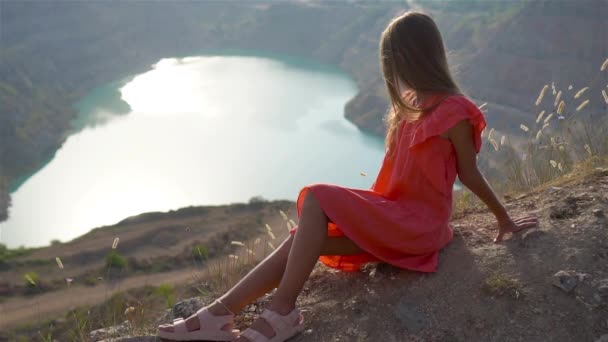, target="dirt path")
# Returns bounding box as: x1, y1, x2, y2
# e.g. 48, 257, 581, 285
0, 268, 198, 330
